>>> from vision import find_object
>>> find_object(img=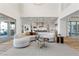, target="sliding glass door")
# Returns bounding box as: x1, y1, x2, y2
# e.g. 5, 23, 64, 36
0, 21, 8, 36
0, 14, 16, 42
0, 20, 16, 42
68, 21, 79, 36
77, 22, 79, 35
